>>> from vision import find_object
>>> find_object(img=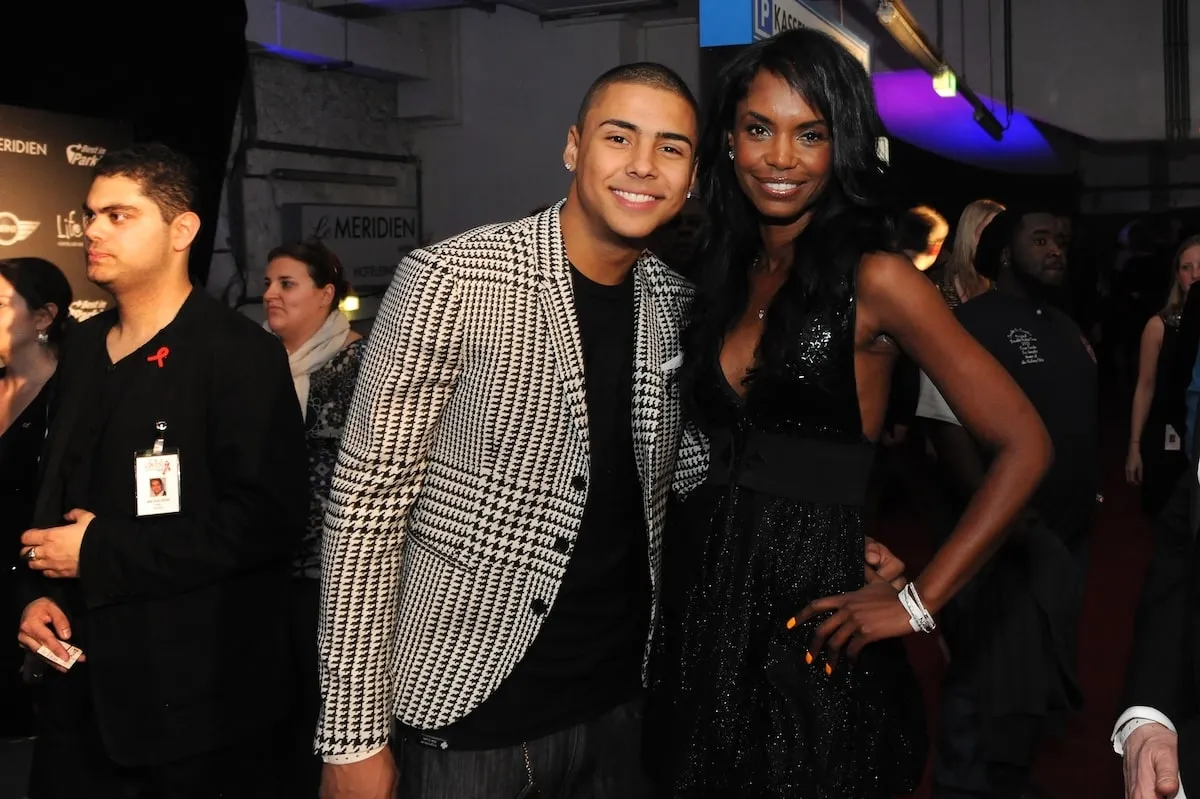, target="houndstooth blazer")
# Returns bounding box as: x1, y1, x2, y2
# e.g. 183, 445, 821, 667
315, 203, 708, 757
